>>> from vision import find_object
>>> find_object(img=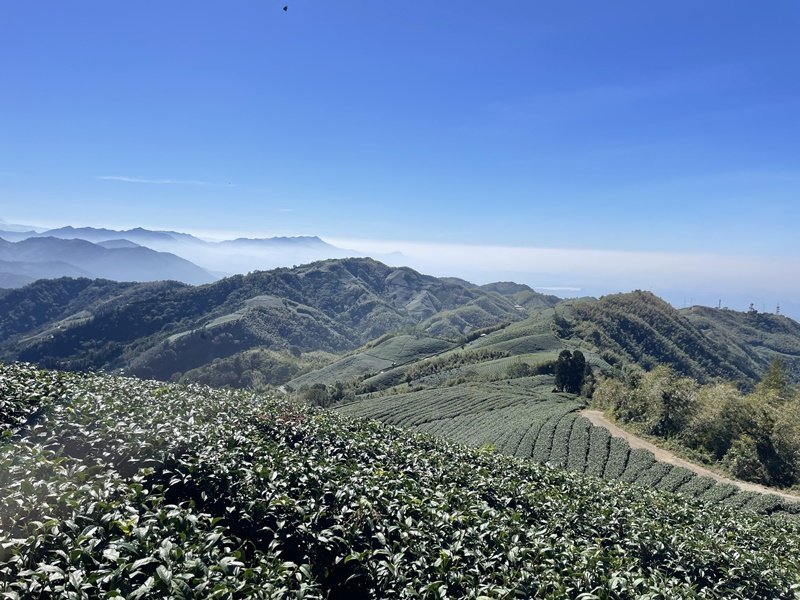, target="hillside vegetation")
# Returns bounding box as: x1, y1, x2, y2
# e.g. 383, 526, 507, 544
336, 375, 798, 515
288, 292, 800, 503
0, 259, 556, 385
593, 360, 800, 489
682, 304, 800, 382
557, 291, 800, 386
2, 363, 799, 598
